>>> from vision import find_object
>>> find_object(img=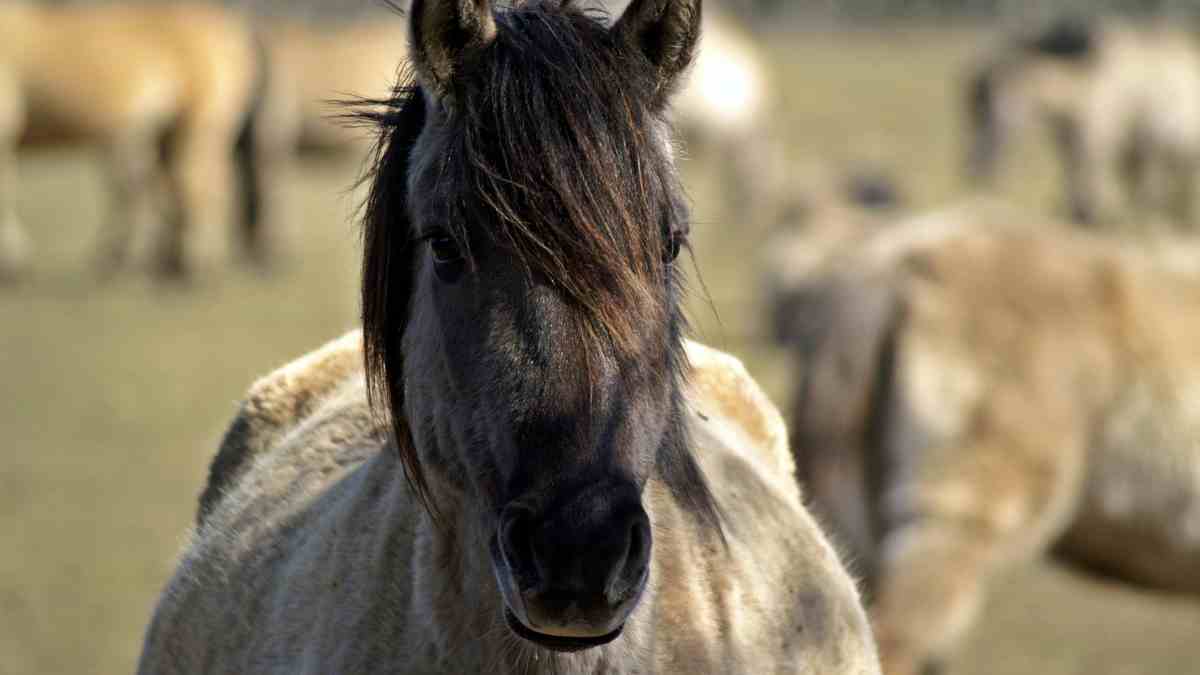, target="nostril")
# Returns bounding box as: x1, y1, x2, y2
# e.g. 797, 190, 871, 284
500, 507, 538, 586
627, 520, 649, 574
606, 513, 651, 602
